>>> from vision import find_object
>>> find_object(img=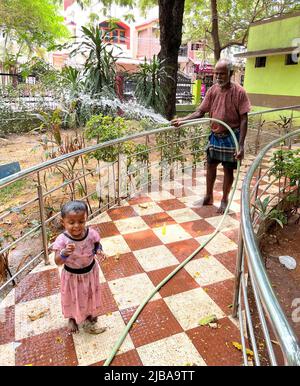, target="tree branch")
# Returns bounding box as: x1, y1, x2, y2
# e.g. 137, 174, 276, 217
221, 41, 246, 51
